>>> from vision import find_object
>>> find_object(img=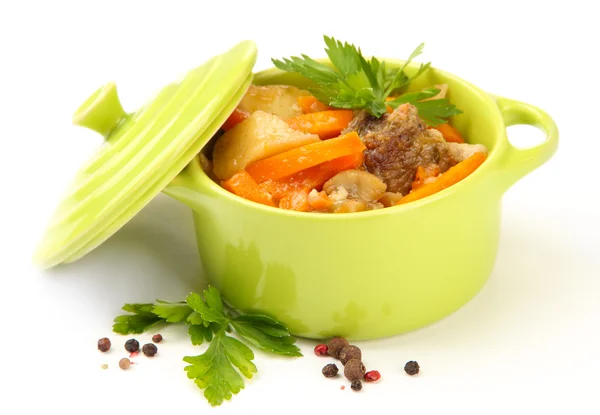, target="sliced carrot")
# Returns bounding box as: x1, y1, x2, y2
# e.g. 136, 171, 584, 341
397, 153, 486, 205
433, 123, 465, 143
221, 108, 250, 131
258, 153, 363, 200
427, 165, 441, 177
286, 152, 364, 188
287, 110, 354, 139
246, 131, 366, 183
278, 189, 310, 212
411, 166, 427, 190
297, 96, 333, 113
259, 179, 304, 201
221, 170, 275, 207
411, 165, 441, 190
308, 190, 333, 210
